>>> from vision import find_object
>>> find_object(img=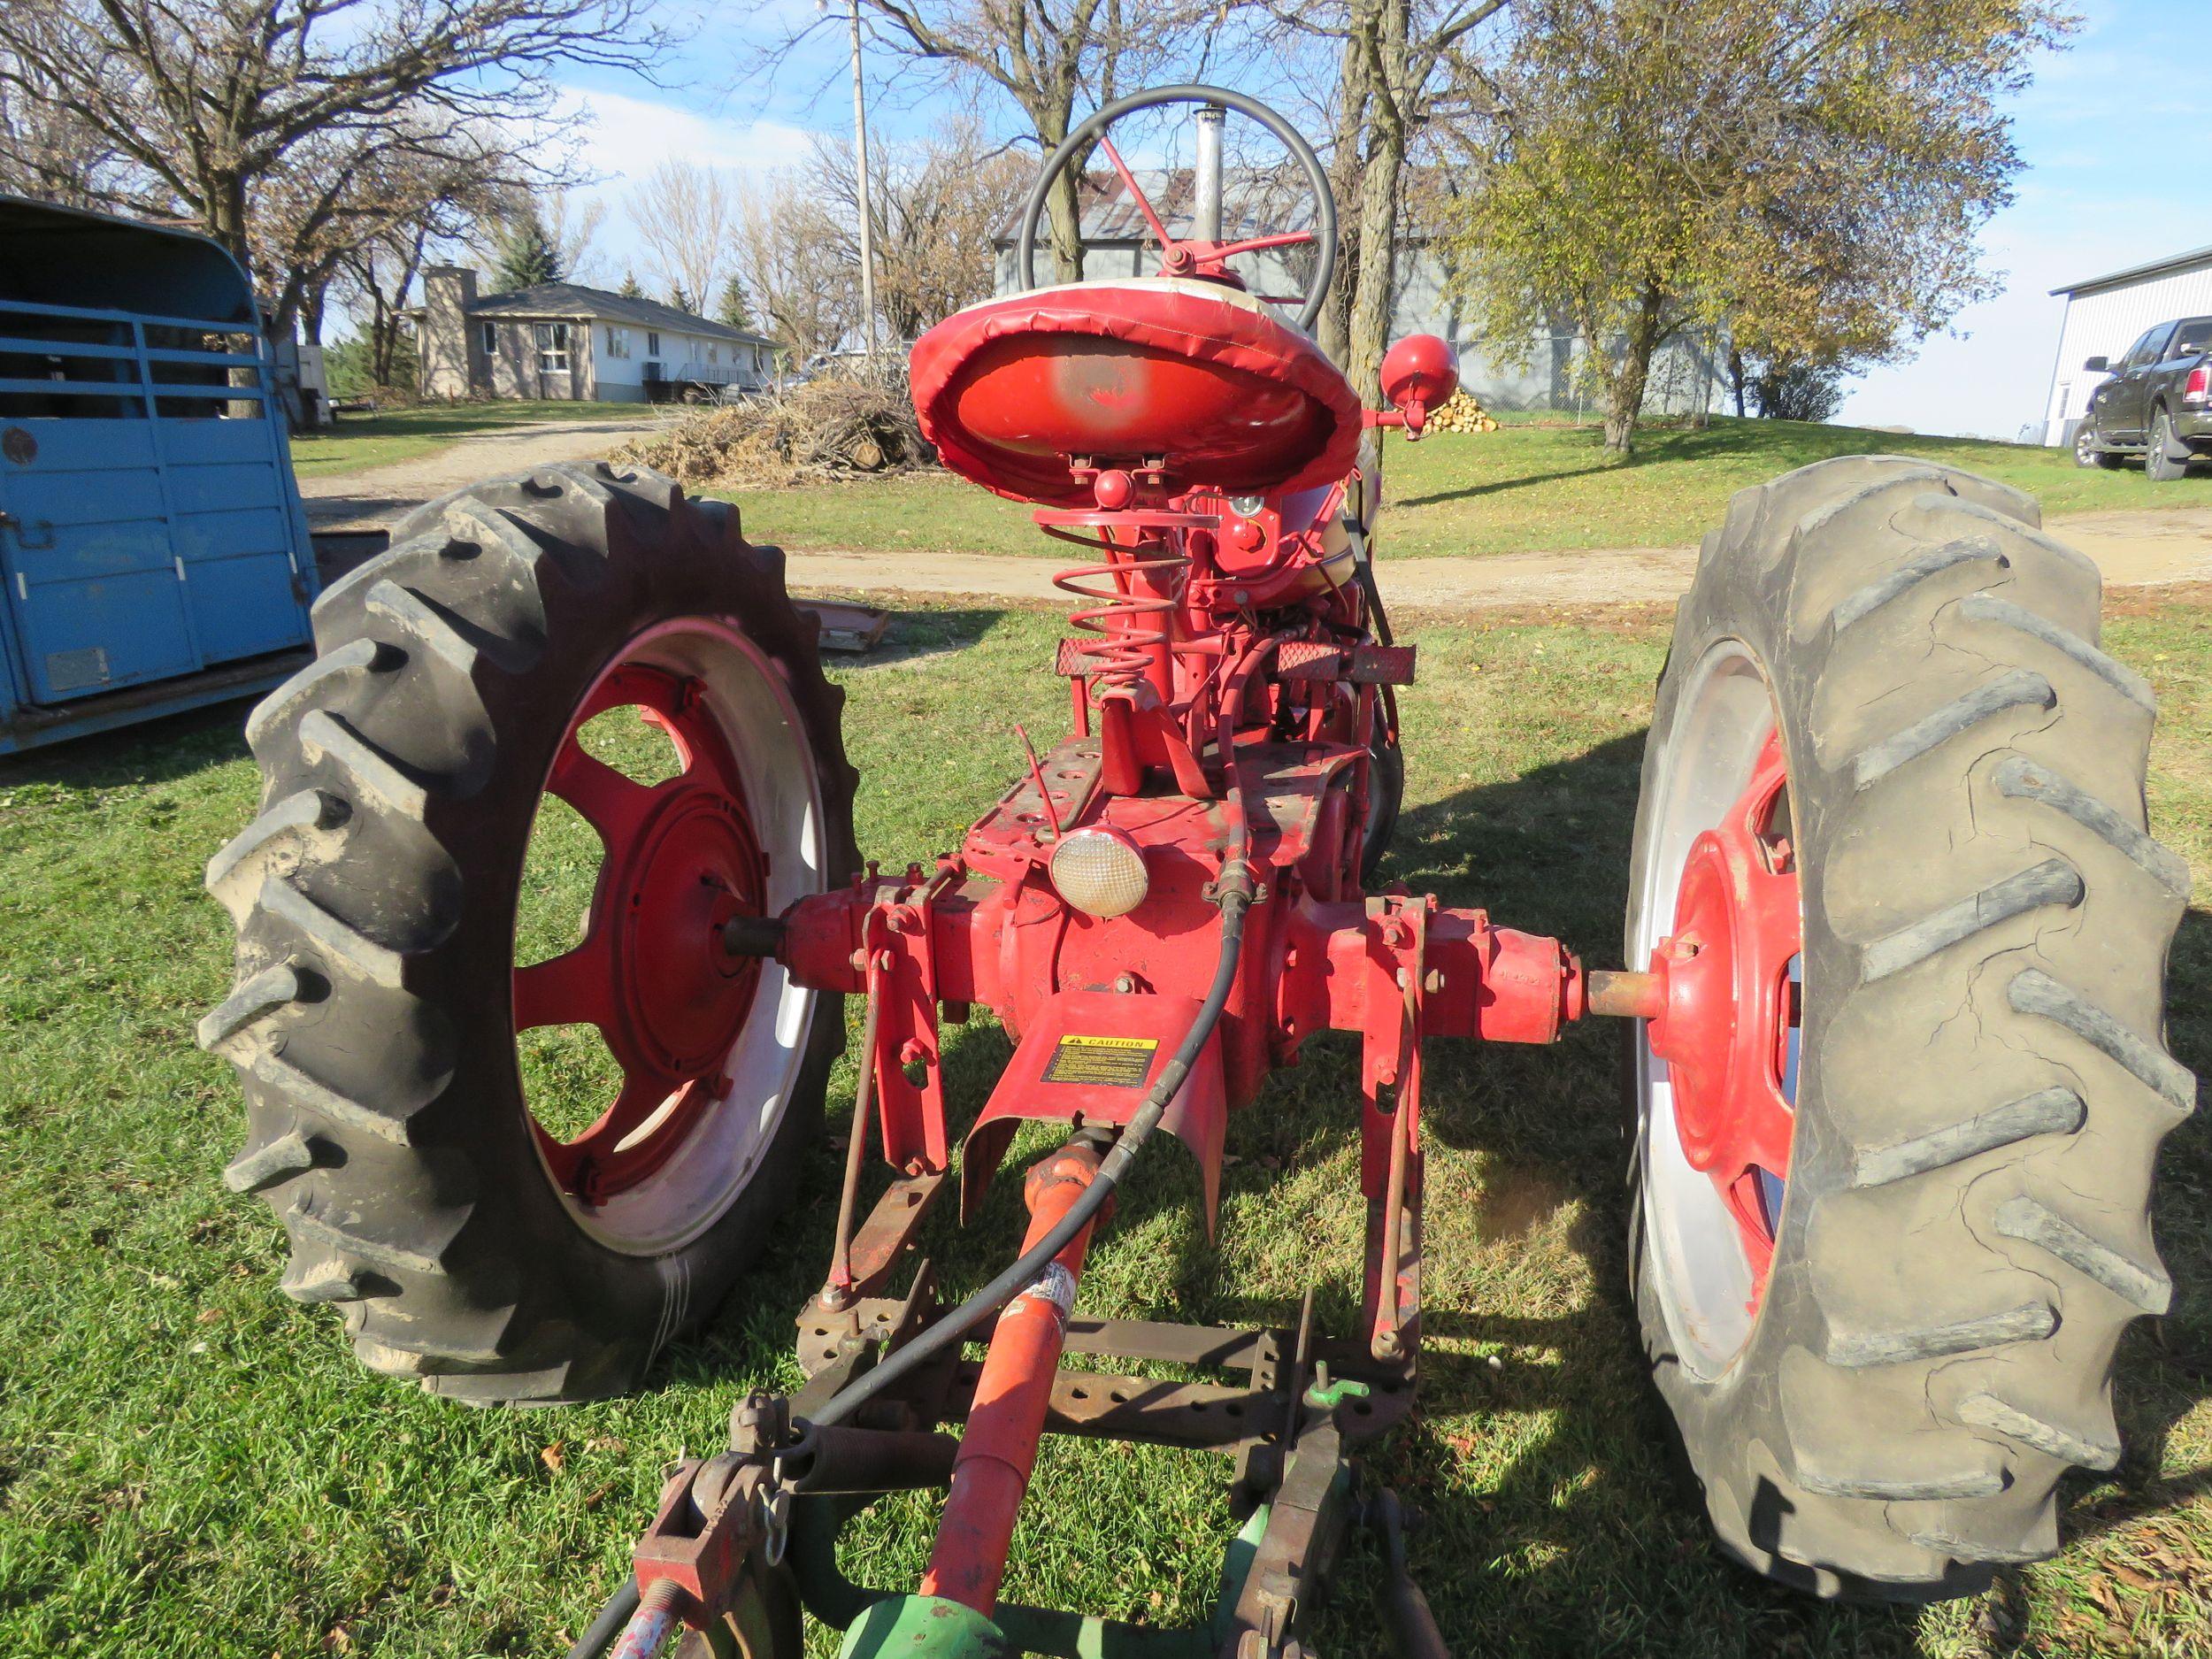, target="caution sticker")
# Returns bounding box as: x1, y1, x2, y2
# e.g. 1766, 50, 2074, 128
1041, 1033, 1159, 1088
